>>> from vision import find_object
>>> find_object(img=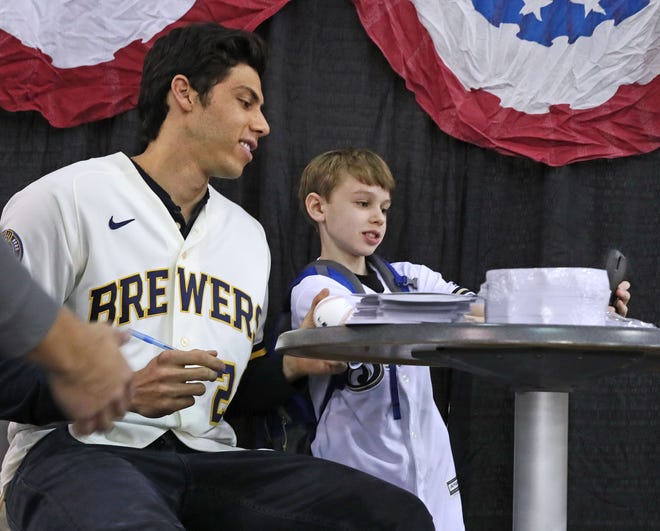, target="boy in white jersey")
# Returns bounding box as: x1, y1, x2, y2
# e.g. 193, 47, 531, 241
0, 26, 435, 531
290, 148, 468, 530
